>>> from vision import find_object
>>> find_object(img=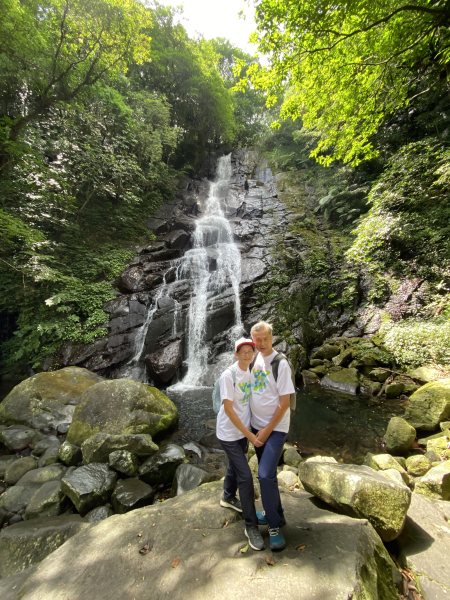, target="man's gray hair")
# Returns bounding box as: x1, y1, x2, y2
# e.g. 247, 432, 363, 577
250, 321, 273, 336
